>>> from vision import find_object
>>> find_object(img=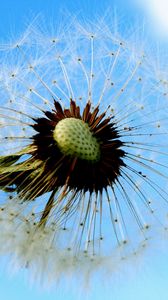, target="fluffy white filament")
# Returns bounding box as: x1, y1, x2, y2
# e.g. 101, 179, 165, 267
0, 15, 168, 289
